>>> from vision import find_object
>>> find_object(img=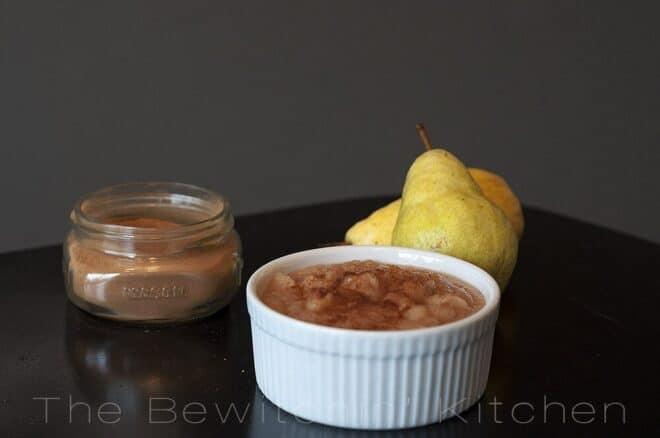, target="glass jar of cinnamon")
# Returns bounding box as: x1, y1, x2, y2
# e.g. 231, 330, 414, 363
63, 182, 242, 324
